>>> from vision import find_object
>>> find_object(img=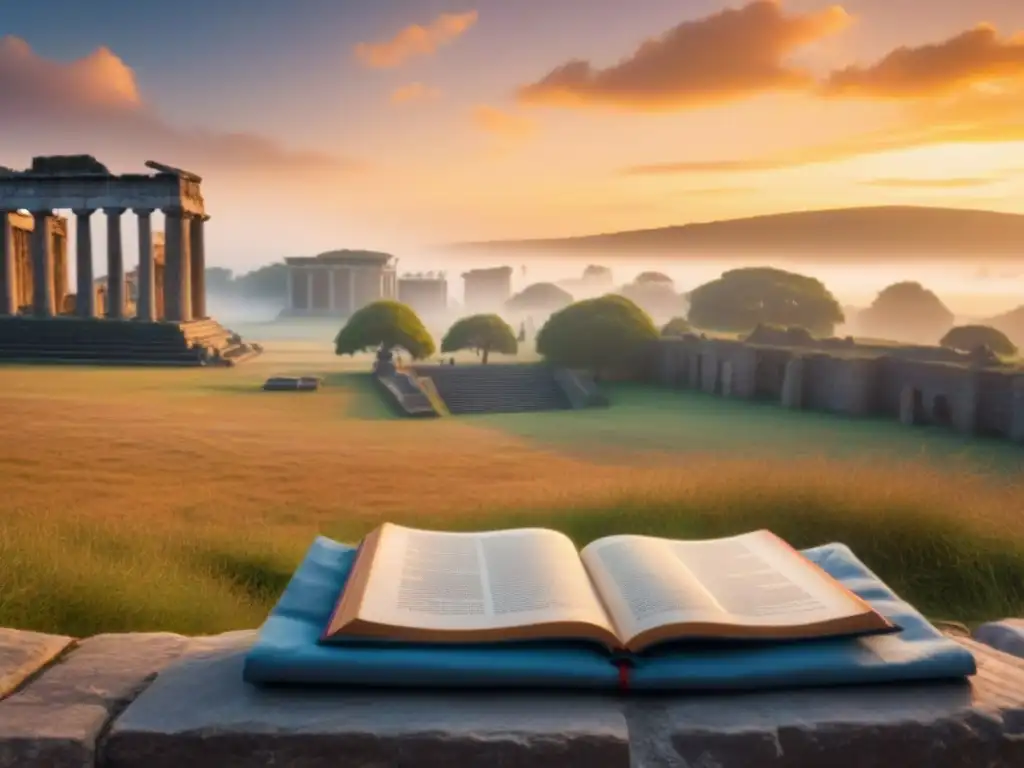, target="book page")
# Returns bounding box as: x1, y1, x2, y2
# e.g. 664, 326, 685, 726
579, 534, 726, 641
581, 531, 867, 642
355, 524, 614, 634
